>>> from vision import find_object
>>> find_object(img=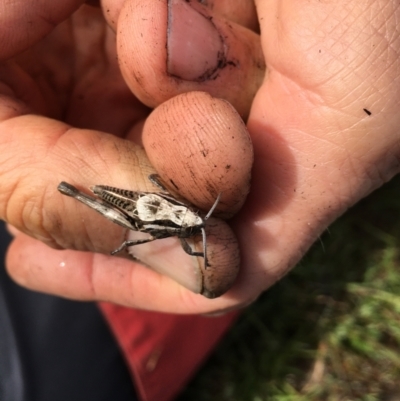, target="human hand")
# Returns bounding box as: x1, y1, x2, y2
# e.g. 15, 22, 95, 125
0, 1, 253, 309
3, 1, 400, 314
